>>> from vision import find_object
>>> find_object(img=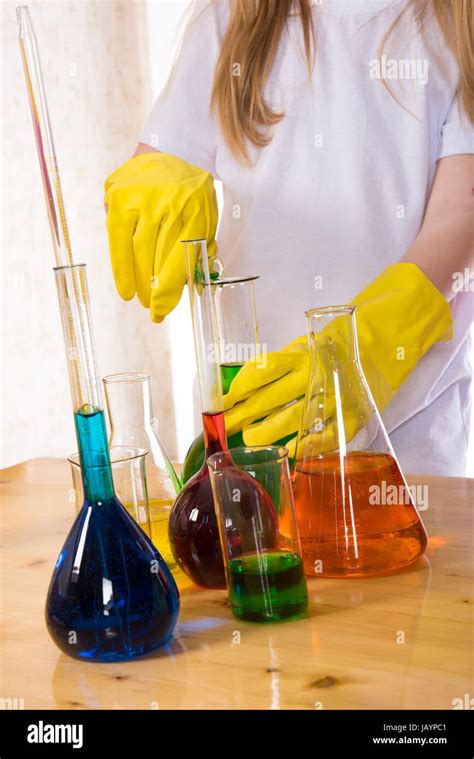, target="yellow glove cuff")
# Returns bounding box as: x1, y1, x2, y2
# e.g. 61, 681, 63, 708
353, 263, 453, 409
